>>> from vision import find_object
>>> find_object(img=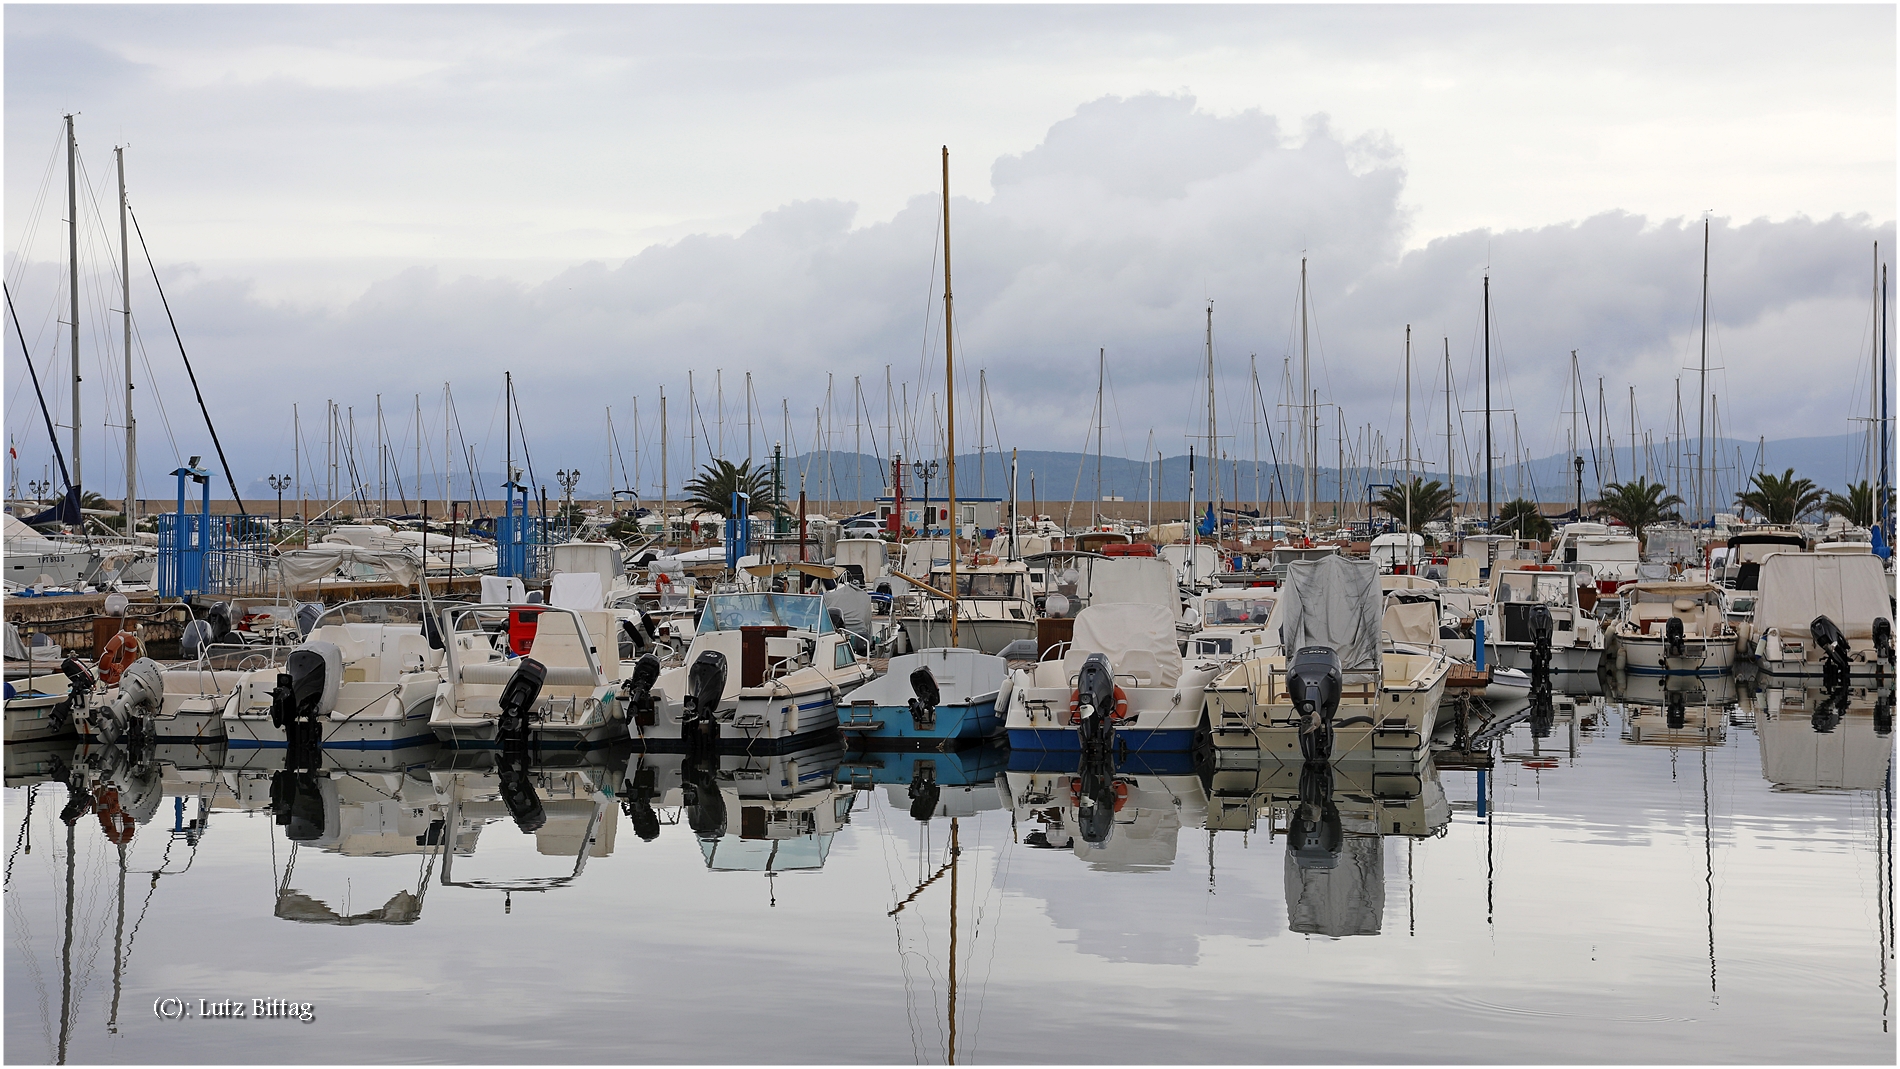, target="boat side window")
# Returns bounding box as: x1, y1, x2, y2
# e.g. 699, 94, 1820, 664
834, 641, 856, 669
